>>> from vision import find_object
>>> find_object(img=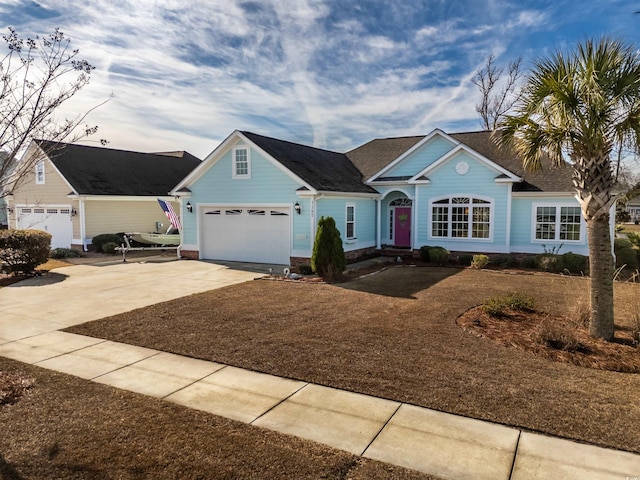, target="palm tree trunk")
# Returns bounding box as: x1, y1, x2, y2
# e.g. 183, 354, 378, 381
586, 213, 615, 340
